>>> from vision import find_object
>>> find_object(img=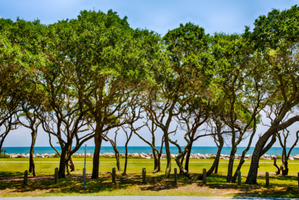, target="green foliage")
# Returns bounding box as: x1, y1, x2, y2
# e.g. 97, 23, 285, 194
0, 153, 10, 158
